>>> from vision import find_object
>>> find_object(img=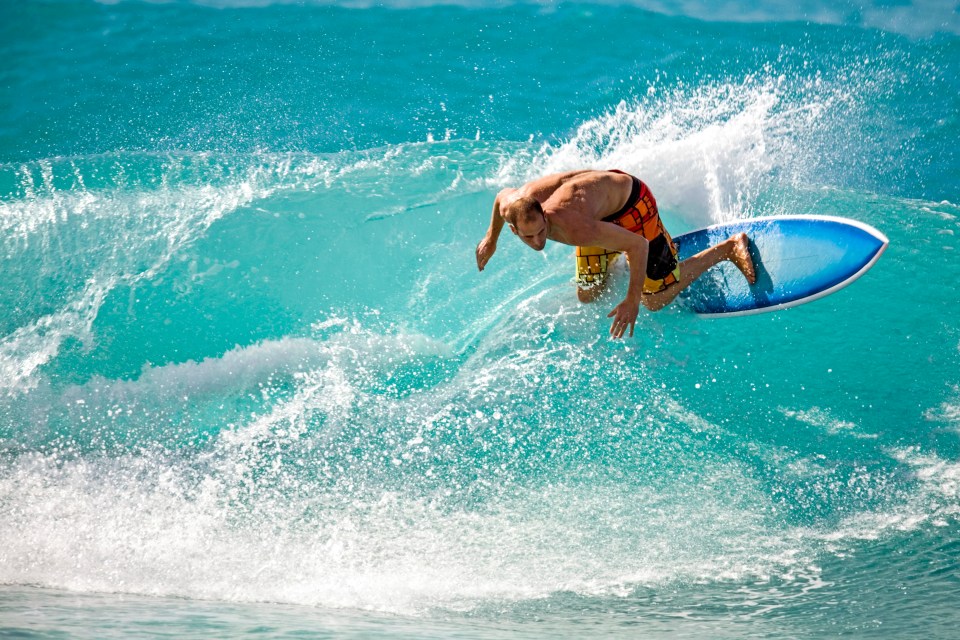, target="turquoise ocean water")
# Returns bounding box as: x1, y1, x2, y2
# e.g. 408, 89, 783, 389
2, 1, 960, 637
